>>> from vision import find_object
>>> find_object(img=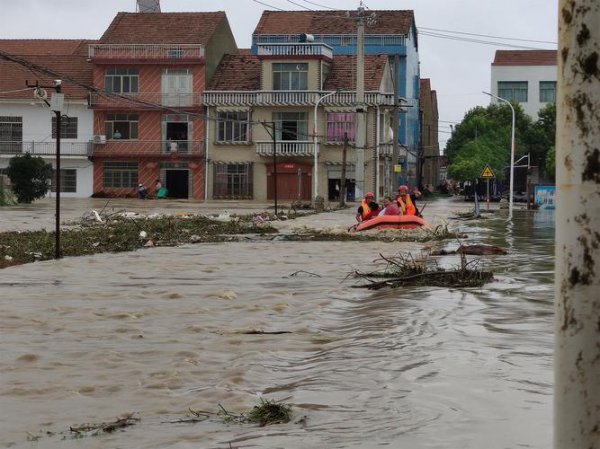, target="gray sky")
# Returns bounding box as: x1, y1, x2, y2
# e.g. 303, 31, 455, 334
1, 0, 558, 149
